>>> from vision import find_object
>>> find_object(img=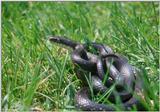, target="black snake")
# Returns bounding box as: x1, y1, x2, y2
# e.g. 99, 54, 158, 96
49, 36, 146, 111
